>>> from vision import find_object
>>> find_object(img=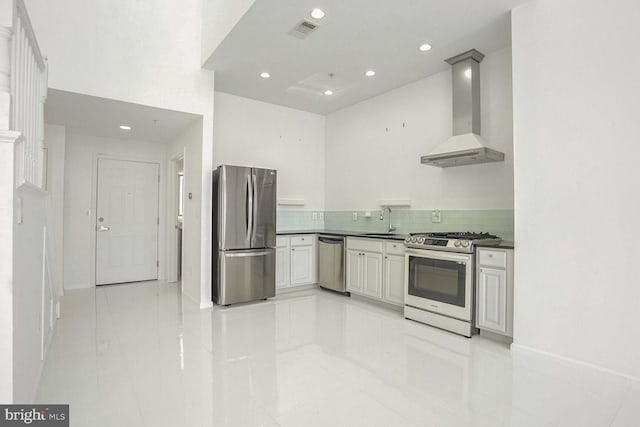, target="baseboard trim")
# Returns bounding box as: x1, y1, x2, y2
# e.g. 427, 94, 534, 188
510, 343, 640, 384
199, 300, 214, 310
